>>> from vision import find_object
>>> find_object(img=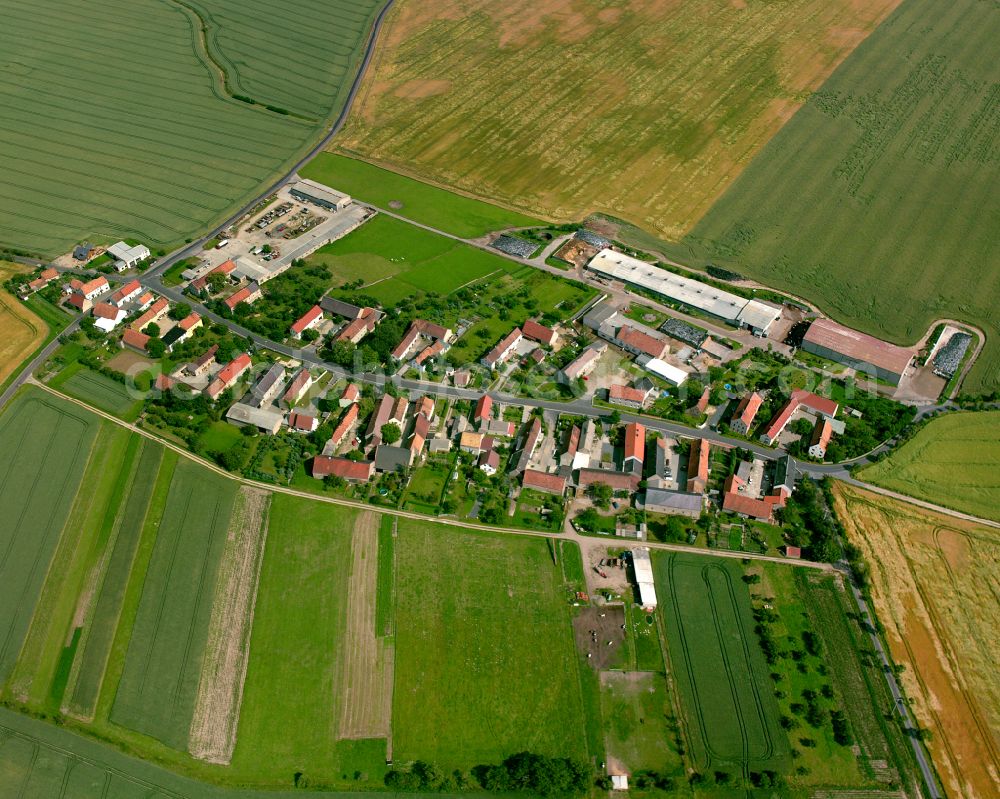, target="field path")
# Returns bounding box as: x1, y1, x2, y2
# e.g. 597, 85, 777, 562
188, 487, 271, 764
335, 511, 394, 740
